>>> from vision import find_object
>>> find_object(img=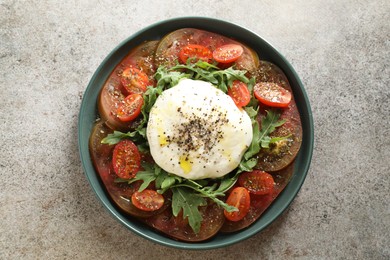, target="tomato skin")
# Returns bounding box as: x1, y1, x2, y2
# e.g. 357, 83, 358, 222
116, 94, 143, 122
221, 163, 294, 232
238, 170, 275, 195
213, 44, 244, 64
144, 201, 225, 242
121, 67, 150, 95
224, 187, 251, 222
253, 82, 292, 108
155, 28, 259, 74
254, 61, 302, 172
131, 189, 165, 212
89, 121, 169, 218
179, 44, 212, 64
228, 80, 250, 108
112, 139, 141, 179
